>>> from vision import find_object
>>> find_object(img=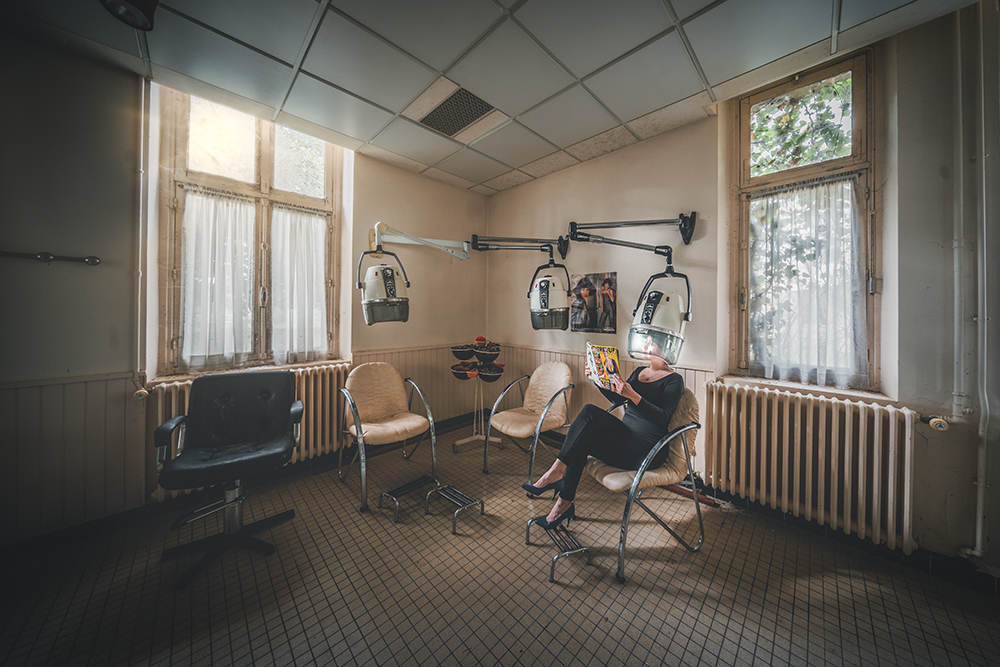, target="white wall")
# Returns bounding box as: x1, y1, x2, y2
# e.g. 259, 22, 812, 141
485, 117, 719, 371
350, 155, 489, 352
